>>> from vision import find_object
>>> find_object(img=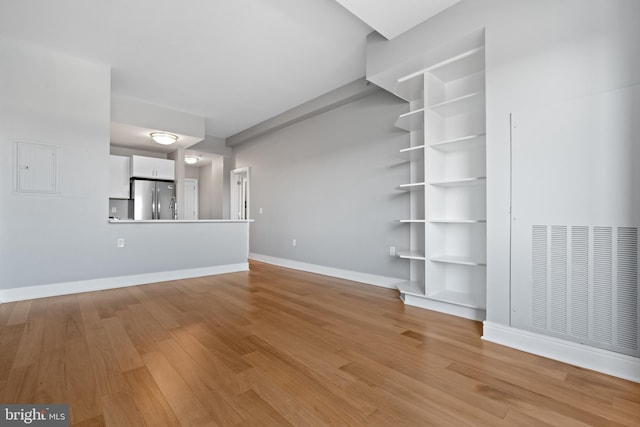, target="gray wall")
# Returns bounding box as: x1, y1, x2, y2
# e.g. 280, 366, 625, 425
198, 157, 225, 219
366, 0, 640, 325
199, 163, 214, 219
0, 39, 111, 288
210, 157, 224, 219
185, 165, 200, 180
0, 39, 248, 292
233, 90, 410, 280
